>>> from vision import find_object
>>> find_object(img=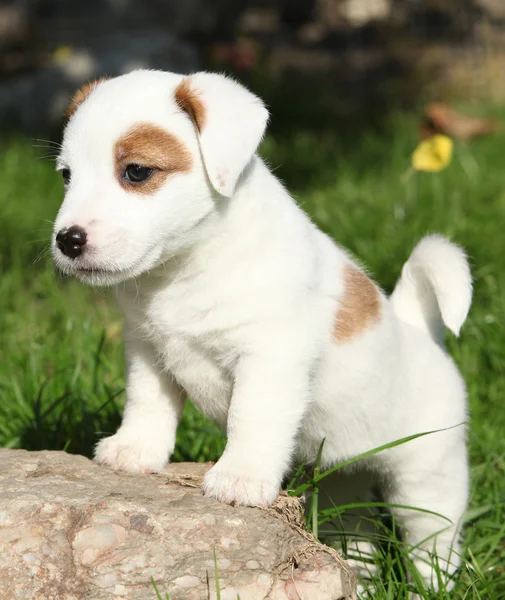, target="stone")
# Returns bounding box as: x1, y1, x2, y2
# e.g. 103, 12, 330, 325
0, 449, 356, 600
